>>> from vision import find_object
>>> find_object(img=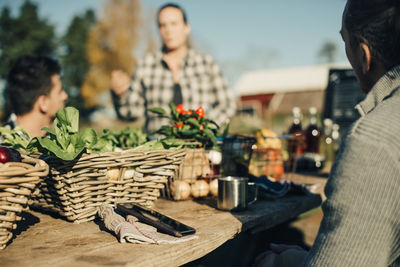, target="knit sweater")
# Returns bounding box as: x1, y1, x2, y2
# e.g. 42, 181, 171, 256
301, 66, 400, 266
